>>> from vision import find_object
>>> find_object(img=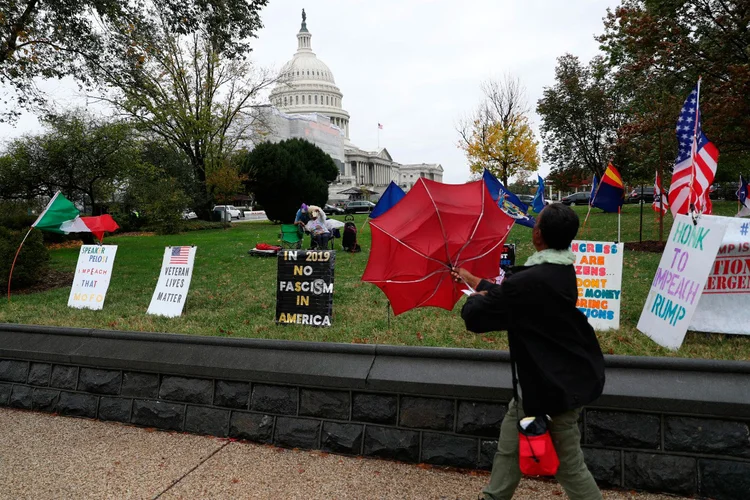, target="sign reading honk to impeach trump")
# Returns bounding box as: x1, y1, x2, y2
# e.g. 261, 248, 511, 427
638, 214, 727, 350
